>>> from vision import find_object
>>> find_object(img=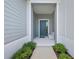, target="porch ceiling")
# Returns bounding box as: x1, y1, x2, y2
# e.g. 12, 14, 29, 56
32, 4, 56, 14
